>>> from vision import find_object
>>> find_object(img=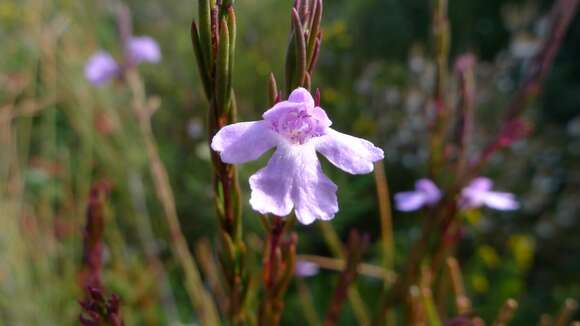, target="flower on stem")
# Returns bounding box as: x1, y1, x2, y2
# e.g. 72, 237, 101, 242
394, 179, 442, 212
460, 177, 519, 211
85, 36, 160, 86
295, 261, 320, 278
211, 87, 384, 224
85, 51, 120, 87
126, 36, 162, 64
